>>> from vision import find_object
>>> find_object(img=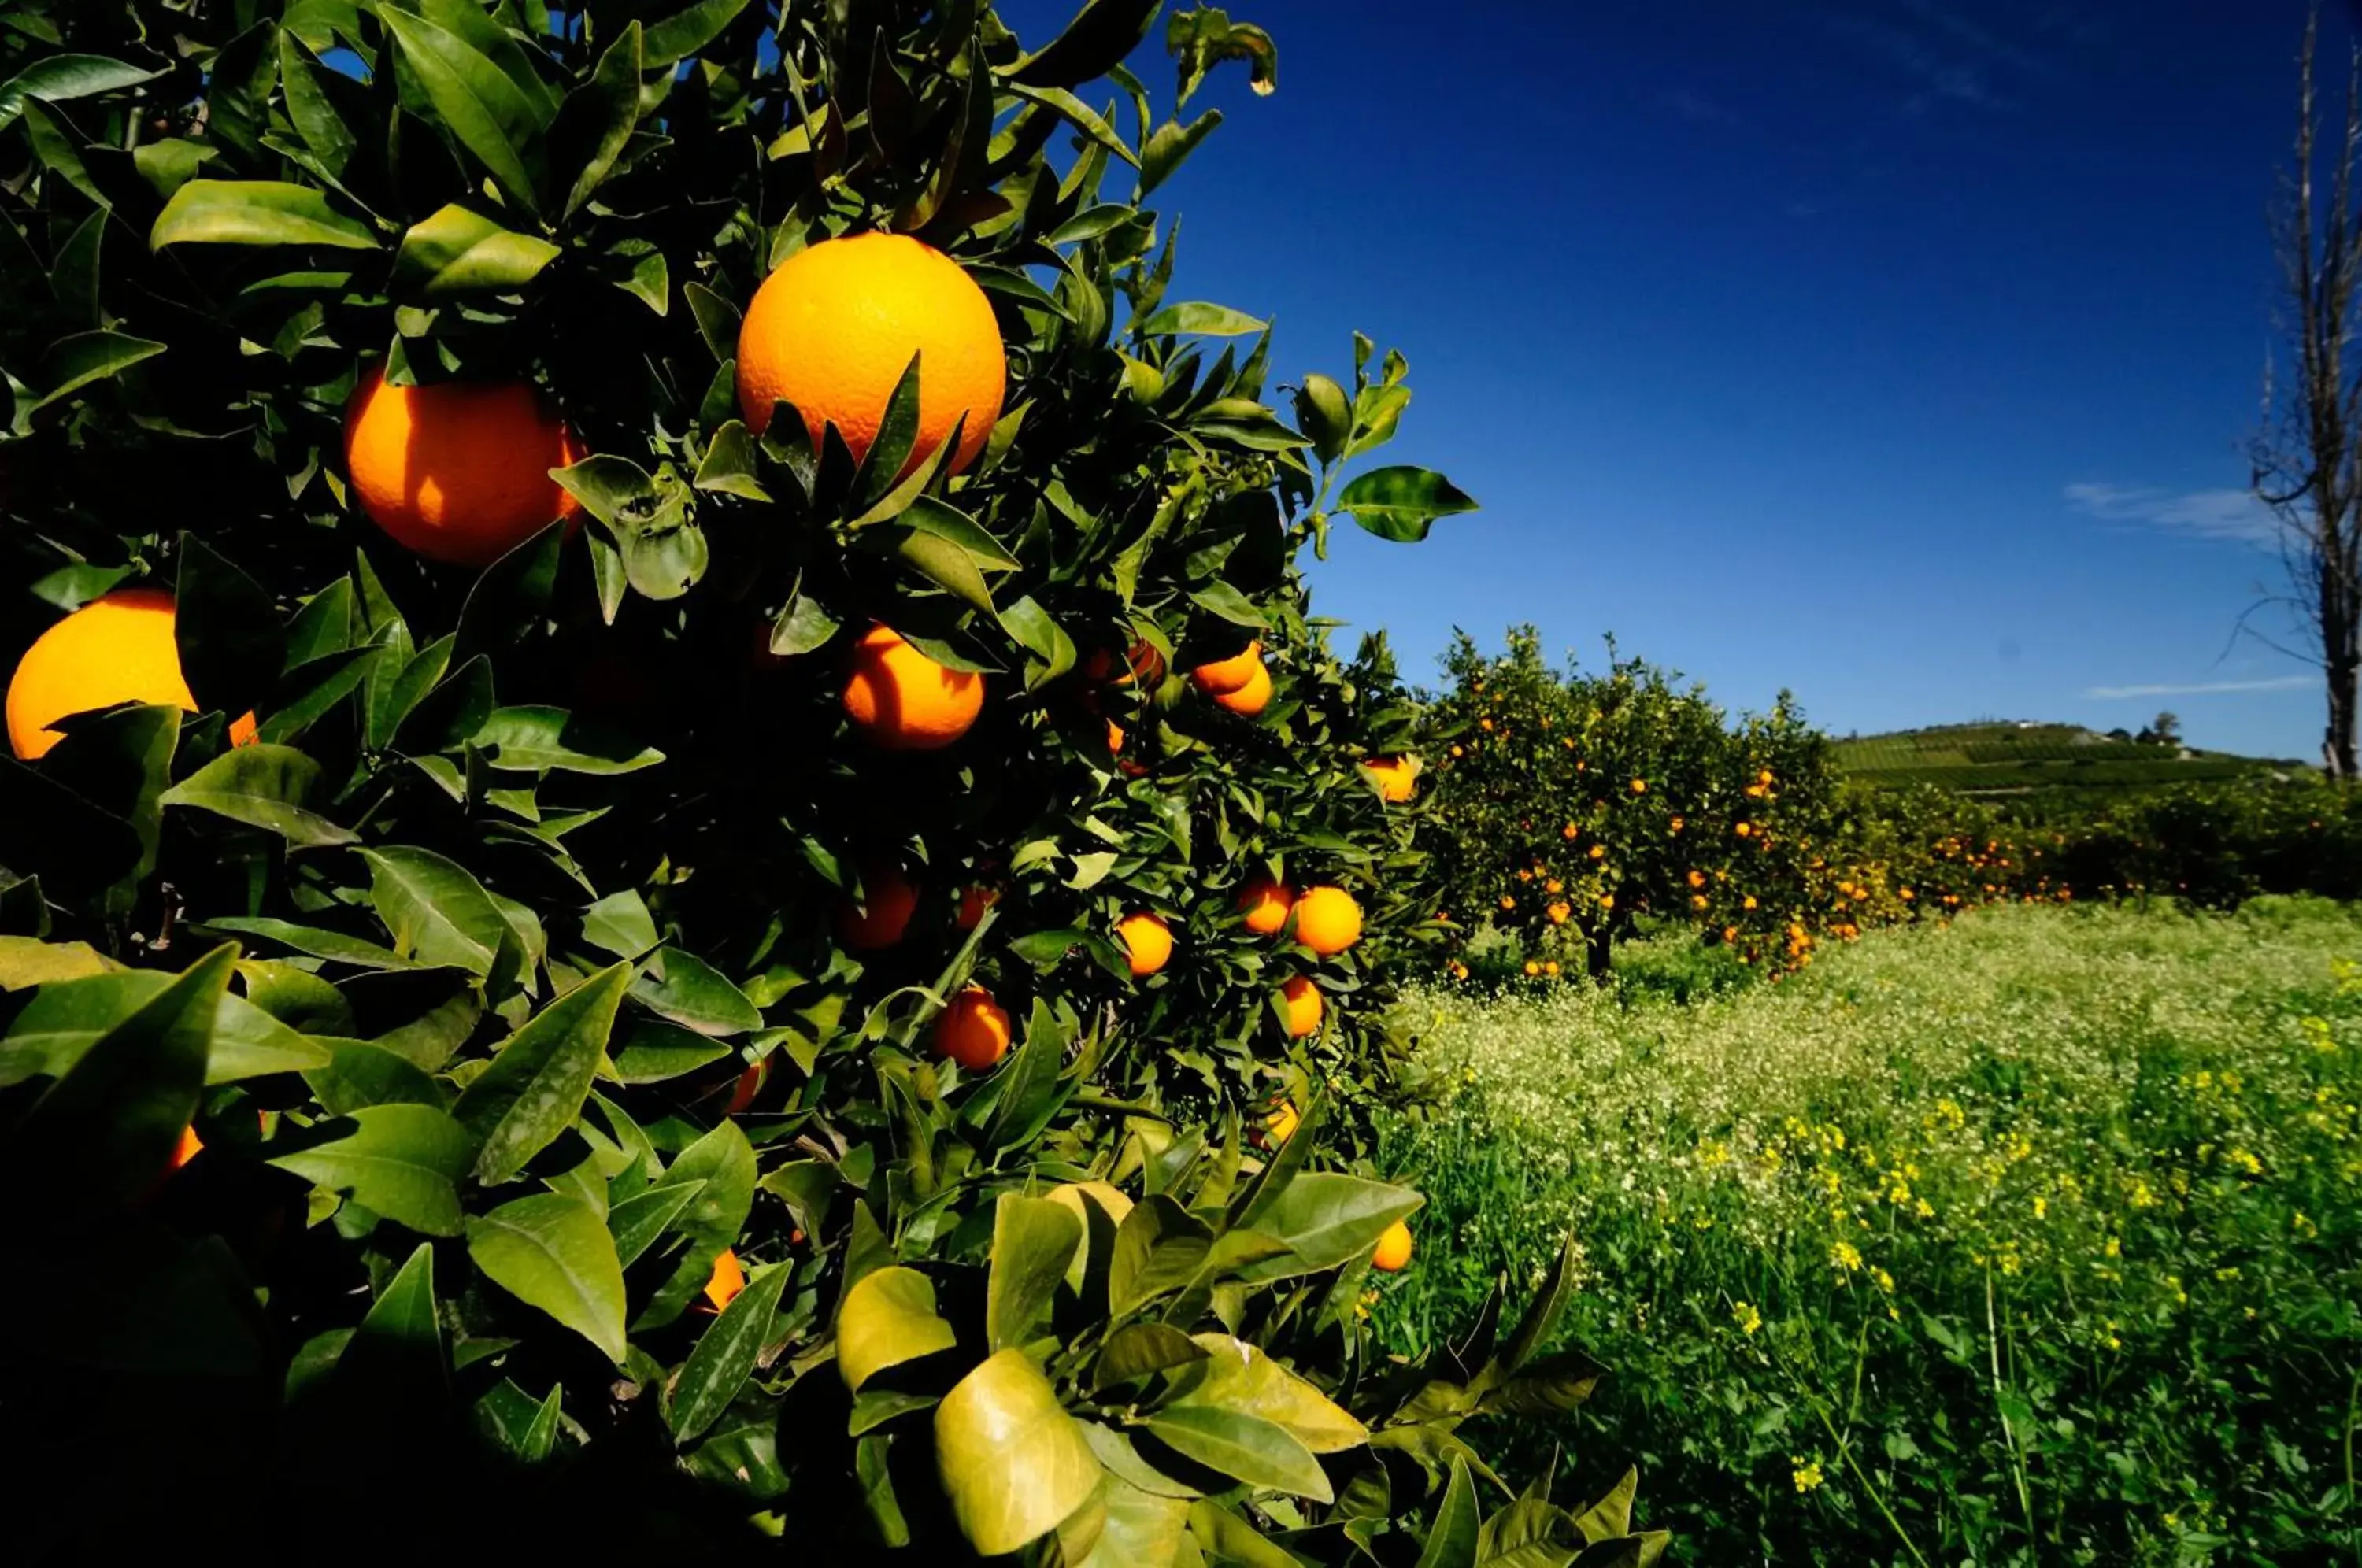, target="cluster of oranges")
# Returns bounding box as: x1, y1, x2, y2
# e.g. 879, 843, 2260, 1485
26, 231, 1427, 1278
